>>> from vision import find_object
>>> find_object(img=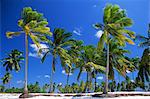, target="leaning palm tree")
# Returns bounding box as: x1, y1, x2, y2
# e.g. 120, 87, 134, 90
94, 4, 135, 94
6, 7, 52, 97
41, 28, 74, 92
